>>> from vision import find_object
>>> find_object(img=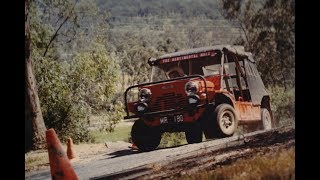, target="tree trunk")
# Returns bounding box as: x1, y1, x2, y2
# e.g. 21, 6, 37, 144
25, 0, 47, 152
